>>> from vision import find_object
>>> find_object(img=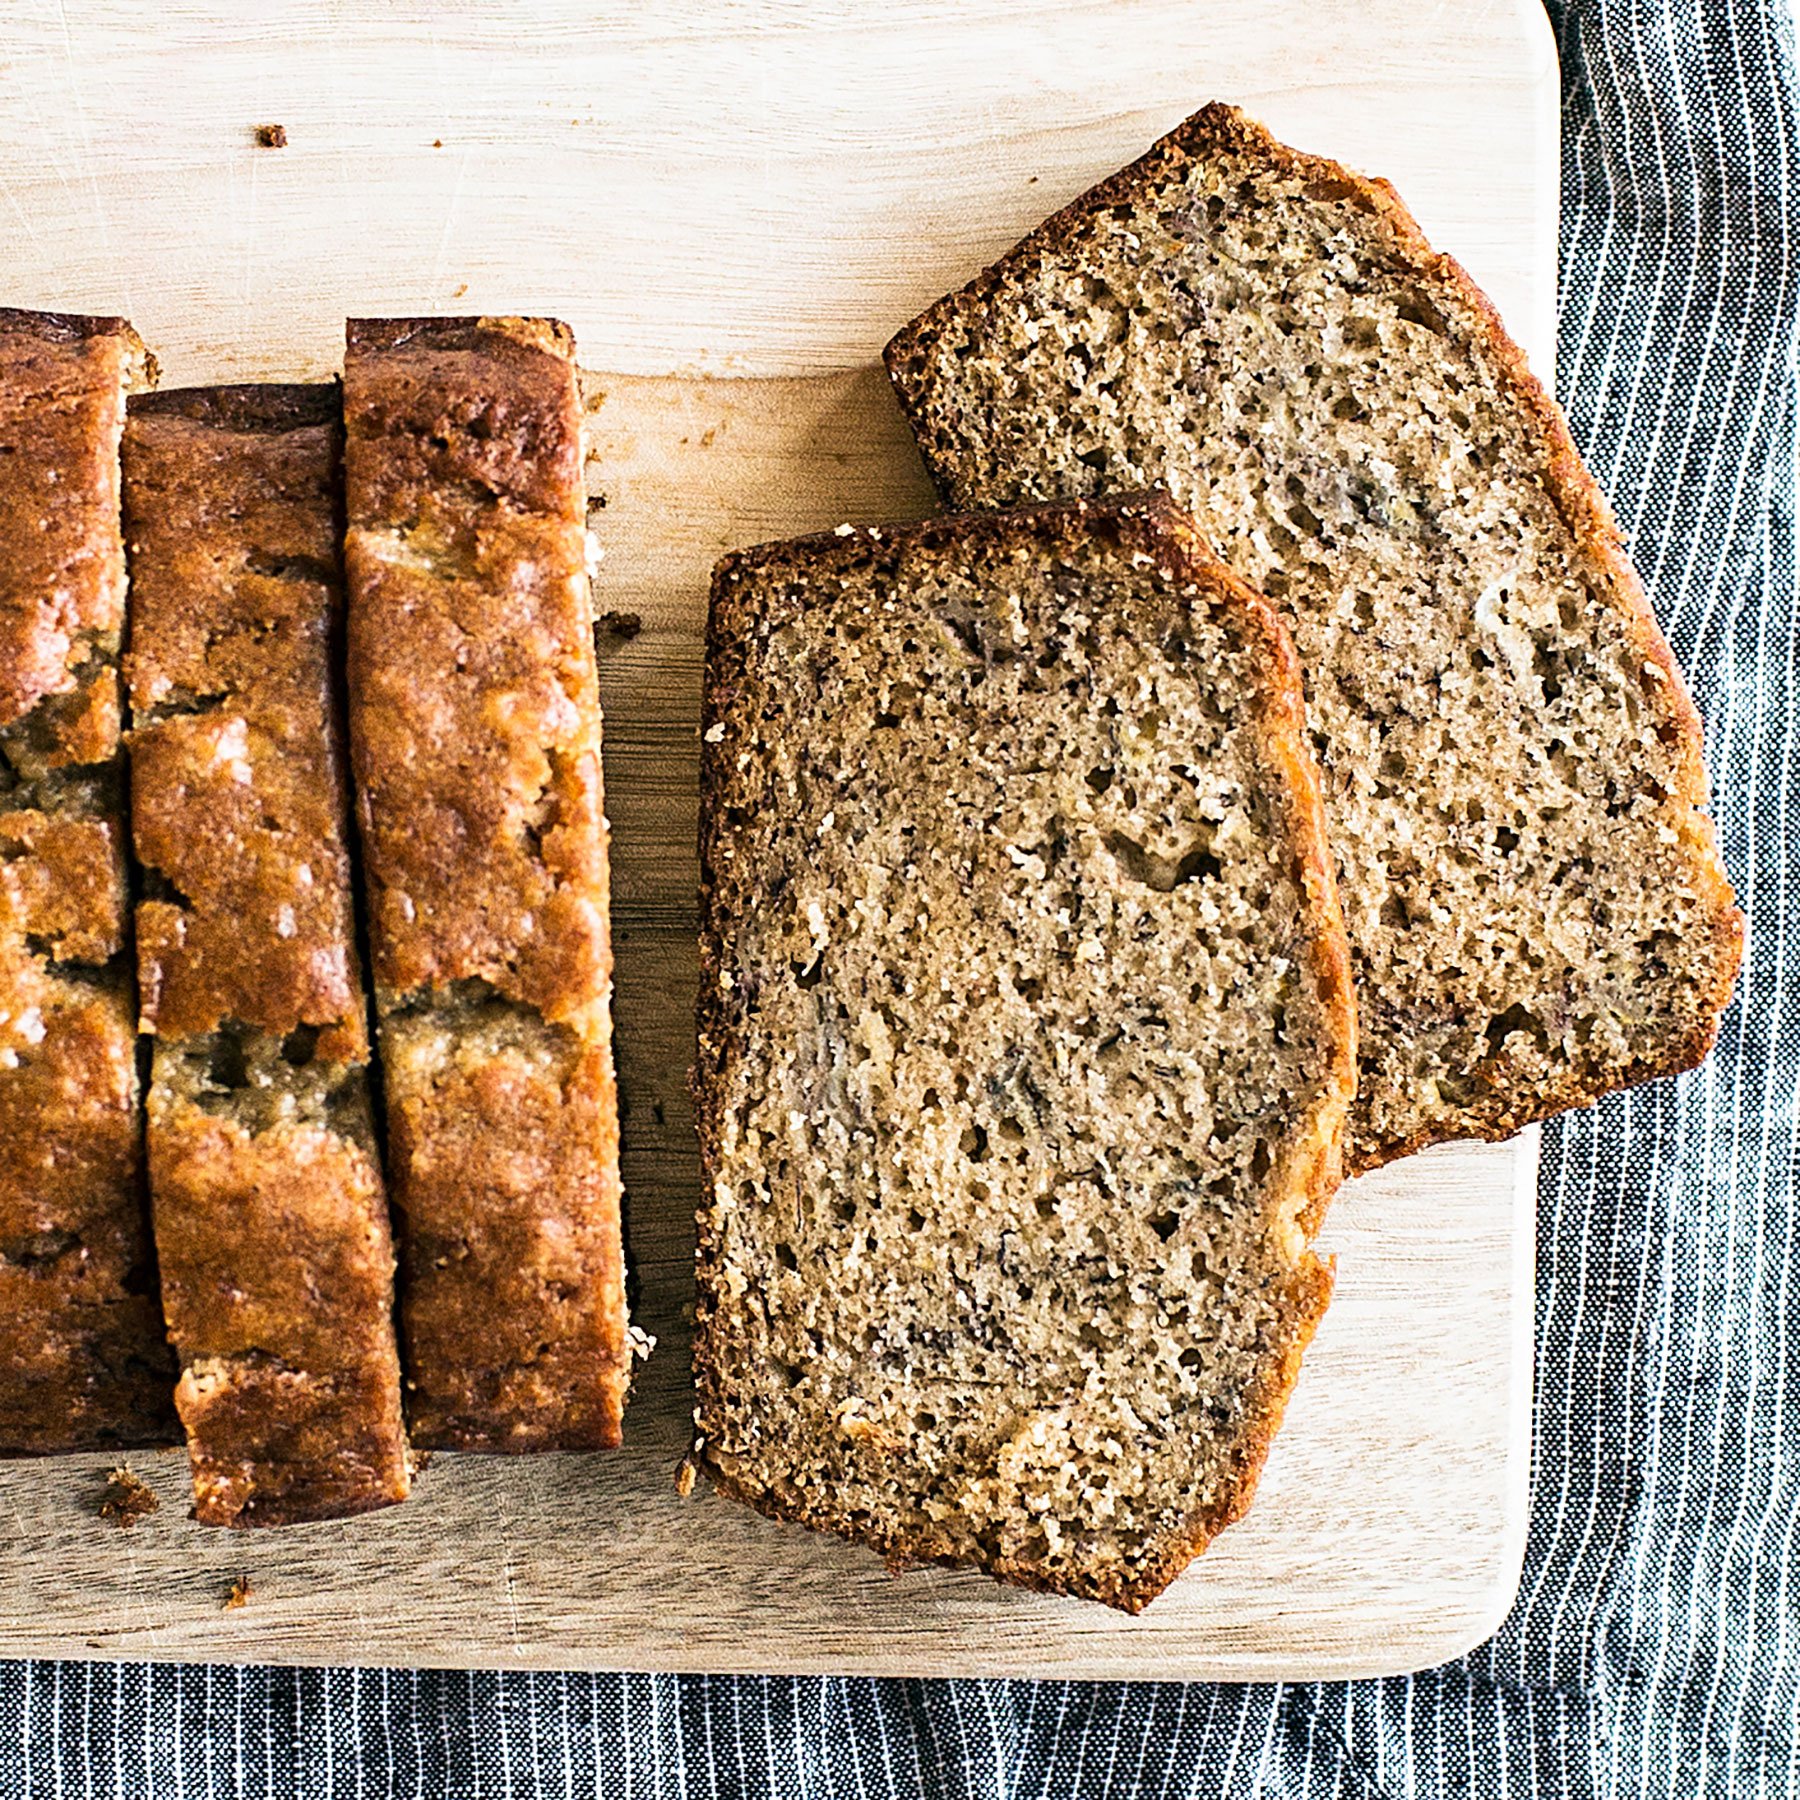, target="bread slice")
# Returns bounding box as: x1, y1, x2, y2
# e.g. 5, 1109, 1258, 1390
343, 316, 631, 1451
885, 103, 1744, 1169
0, 309, 174, 1454
693, 494, 1355, 1611
123, 384, 411, 1525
